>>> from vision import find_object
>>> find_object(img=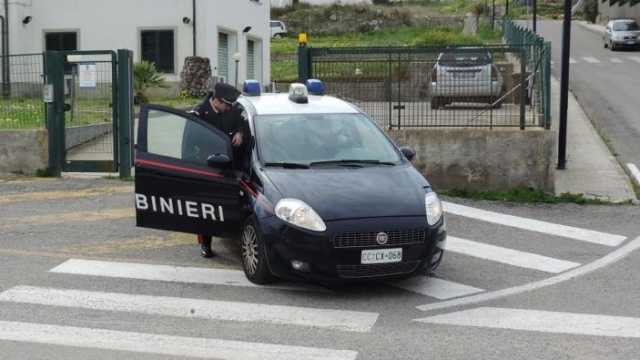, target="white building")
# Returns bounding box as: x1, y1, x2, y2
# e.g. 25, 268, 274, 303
271, 0, 372, 7
0, 0, 271, 86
